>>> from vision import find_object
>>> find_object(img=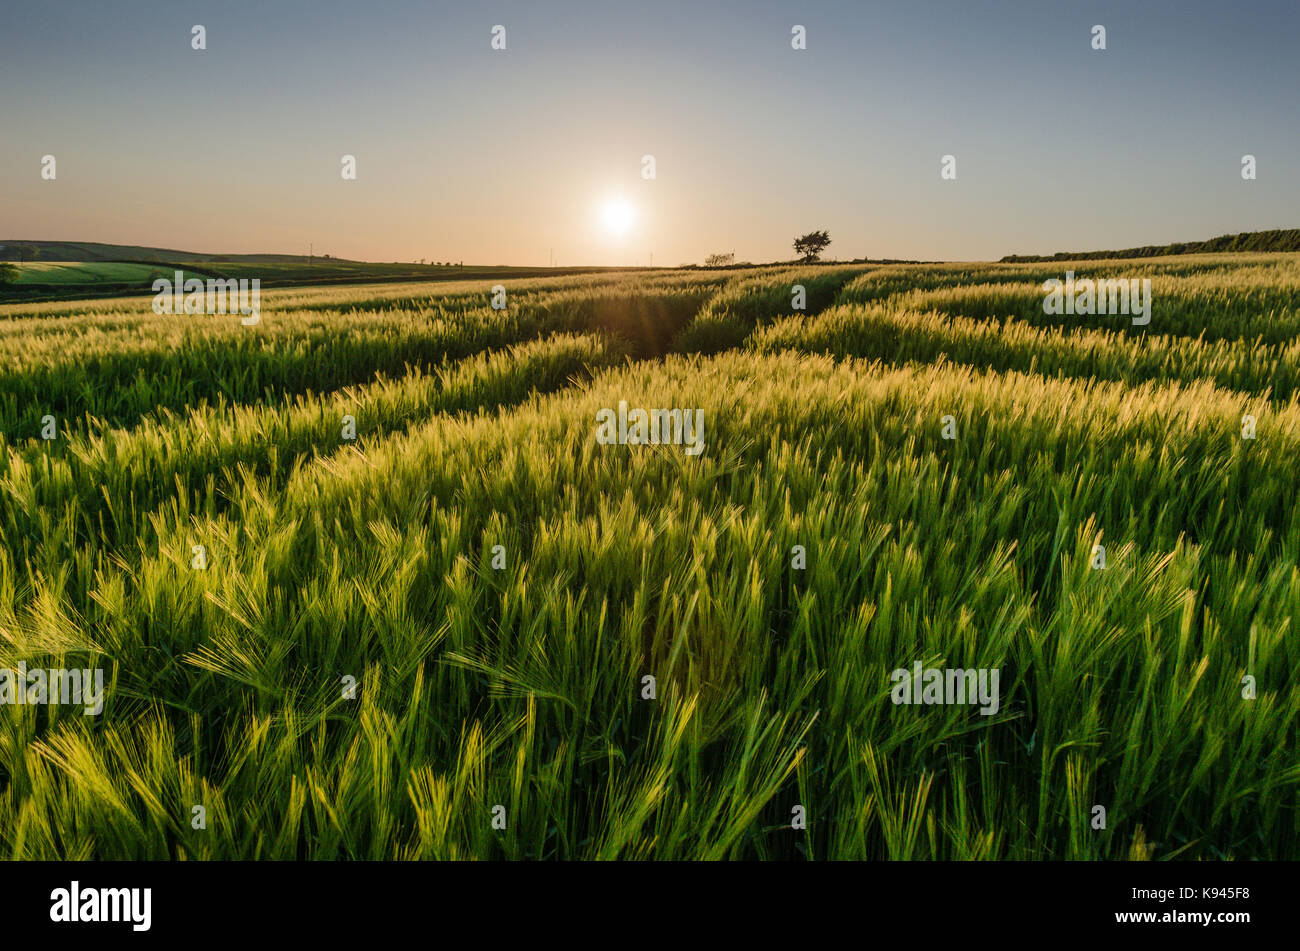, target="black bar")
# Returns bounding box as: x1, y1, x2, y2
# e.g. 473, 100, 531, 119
5, 860, 1275, 939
